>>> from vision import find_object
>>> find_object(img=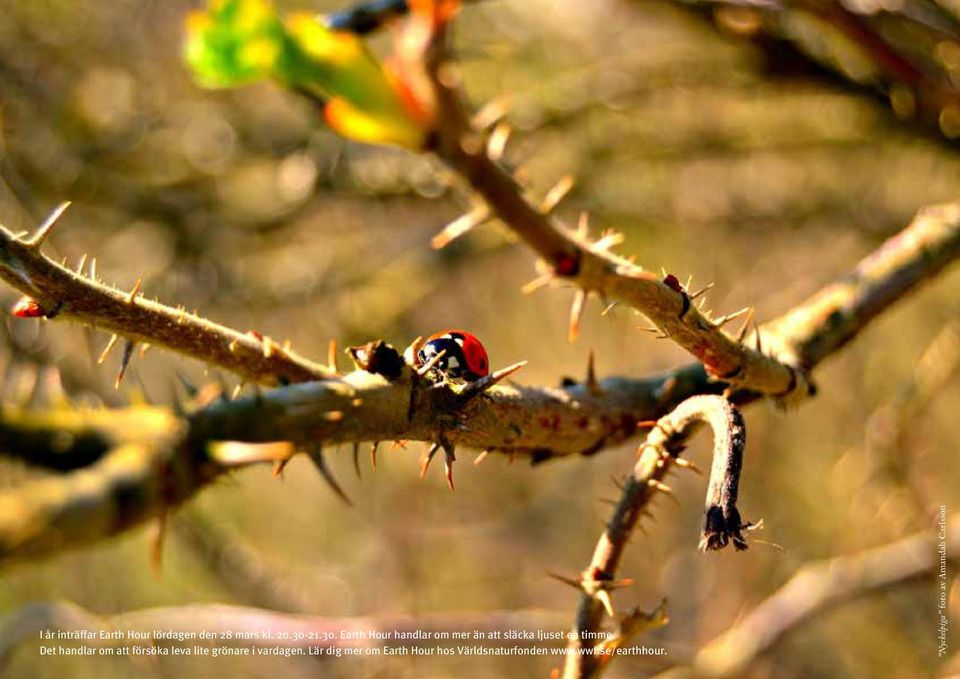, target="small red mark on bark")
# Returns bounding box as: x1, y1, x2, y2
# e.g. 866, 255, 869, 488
554, 252, 580, 277
662, 274, 683, 293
